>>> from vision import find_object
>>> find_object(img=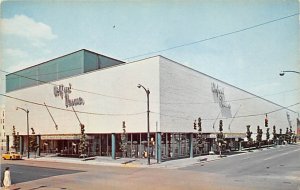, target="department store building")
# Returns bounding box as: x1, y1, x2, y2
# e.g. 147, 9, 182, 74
4, 49, 298, 161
